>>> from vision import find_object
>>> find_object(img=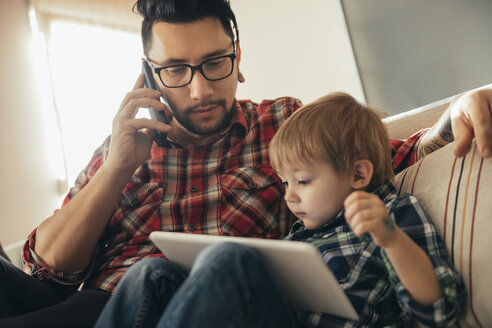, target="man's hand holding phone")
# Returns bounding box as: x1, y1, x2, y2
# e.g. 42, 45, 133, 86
142, 60, 173, 147
105, 74, 172, 180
